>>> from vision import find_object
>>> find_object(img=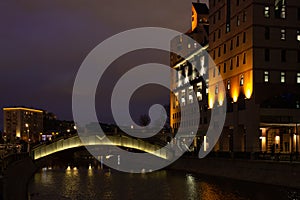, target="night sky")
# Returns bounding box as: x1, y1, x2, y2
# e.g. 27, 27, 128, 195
0, 0, 209, 130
